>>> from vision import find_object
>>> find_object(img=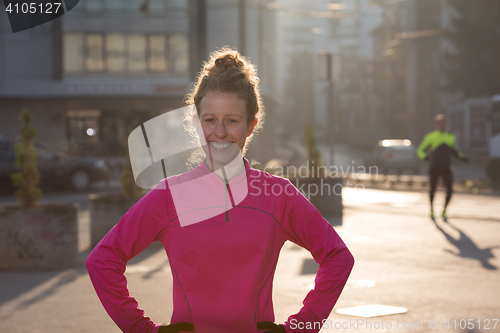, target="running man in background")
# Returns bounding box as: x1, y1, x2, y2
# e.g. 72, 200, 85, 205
417, 114, 468, 221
